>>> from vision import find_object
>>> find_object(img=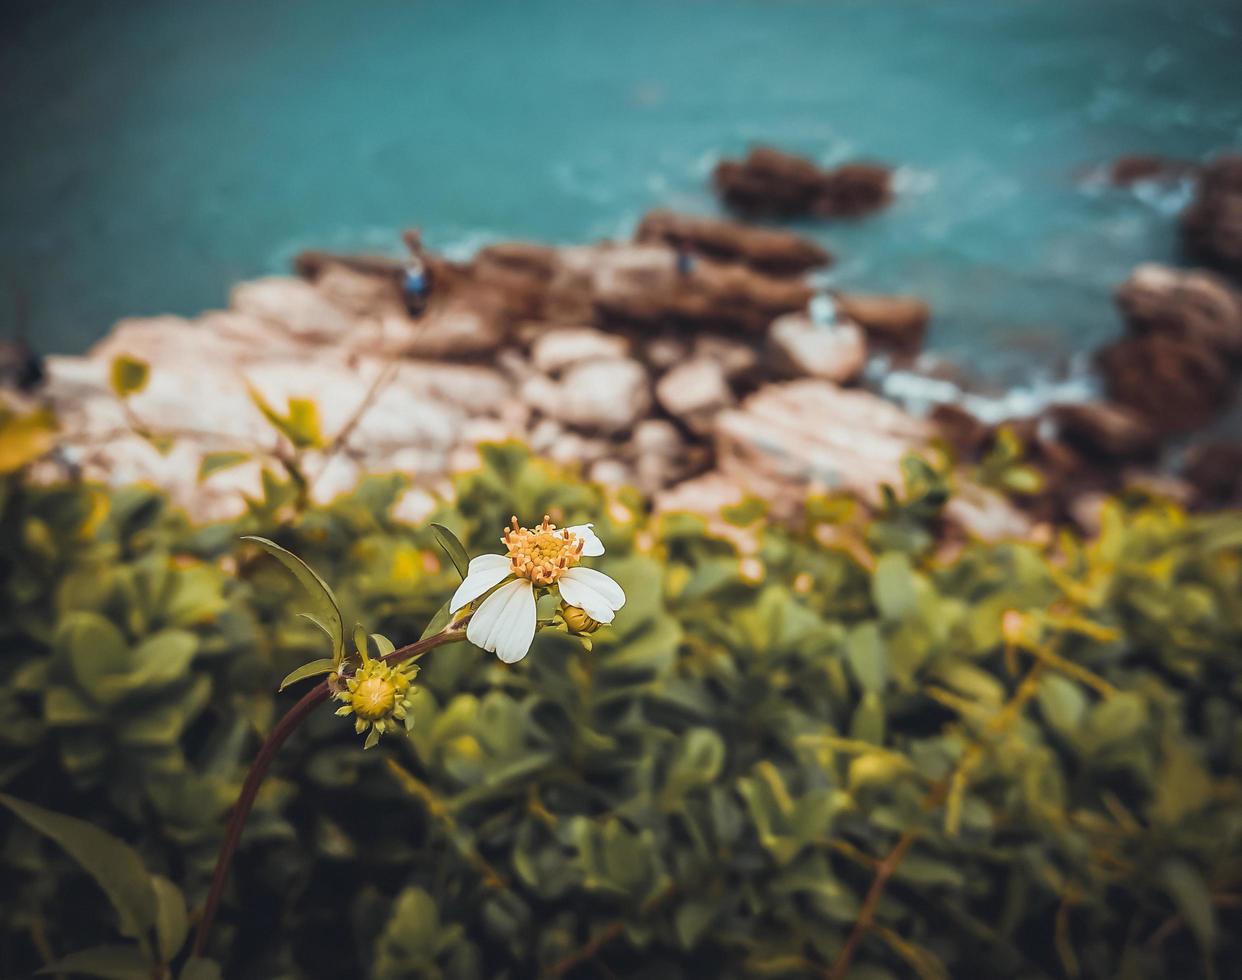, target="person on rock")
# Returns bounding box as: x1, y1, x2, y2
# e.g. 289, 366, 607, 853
674, 239, 695, 278
400, 230, 434, 318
